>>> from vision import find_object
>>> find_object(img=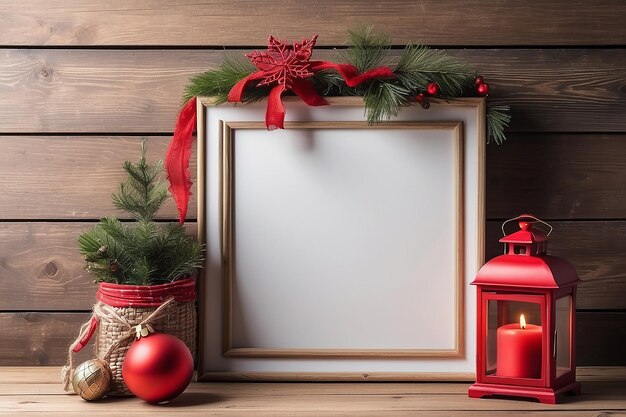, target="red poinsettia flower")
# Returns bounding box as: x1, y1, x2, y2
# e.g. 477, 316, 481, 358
228, 35, 395, 130
248, 35, 318, 88
228, 35, 328, 130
